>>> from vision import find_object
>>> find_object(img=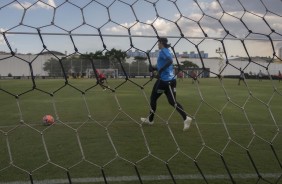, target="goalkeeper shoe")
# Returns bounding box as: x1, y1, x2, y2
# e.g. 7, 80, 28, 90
183, 116, 192, 131
141, 117, 154, 125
